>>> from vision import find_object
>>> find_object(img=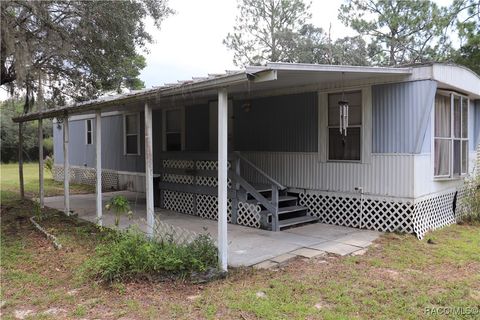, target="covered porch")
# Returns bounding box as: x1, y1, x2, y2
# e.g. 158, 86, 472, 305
13, 63, 412, 270
43, 190, 381, 267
